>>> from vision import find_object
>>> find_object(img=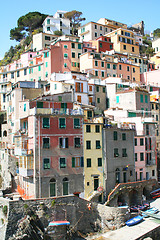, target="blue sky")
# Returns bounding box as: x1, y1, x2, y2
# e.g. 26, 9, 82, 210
1, 0, 160, 59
